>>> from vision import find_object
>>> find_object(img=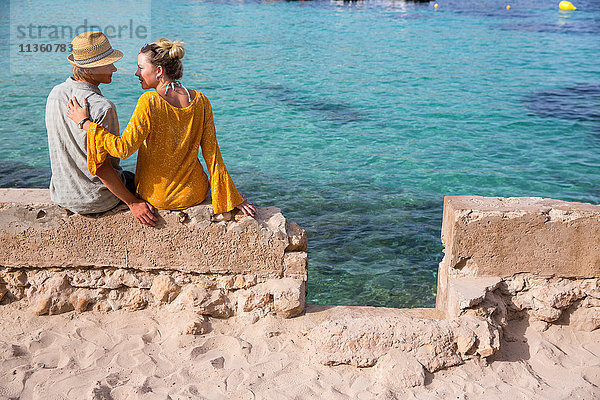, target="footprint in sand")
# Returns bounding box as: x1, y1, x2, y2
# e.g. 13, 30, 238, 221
0, 366, 32, 399
117, 323, 159, 338
74, 326, 113, 348
104, 372, 130, 388
89, 337, 146, 371
0, 342, 28, 360
189, 335, 252, 366
143, 353, 177, 378
32, 350, 72, 369
25, 331, 57, 354
141, 329, 160, 344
